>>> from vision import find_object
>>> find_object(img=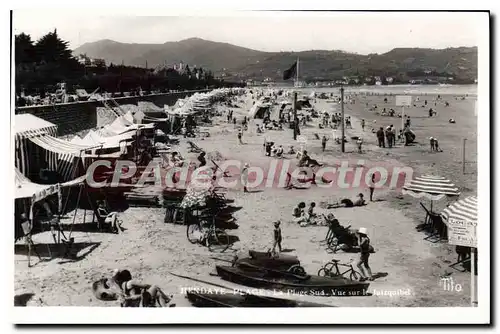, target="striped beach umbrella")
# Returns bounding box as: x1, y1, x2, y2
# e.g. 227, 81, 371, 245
402, 175, 461, 201
441, 196, 477, 224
